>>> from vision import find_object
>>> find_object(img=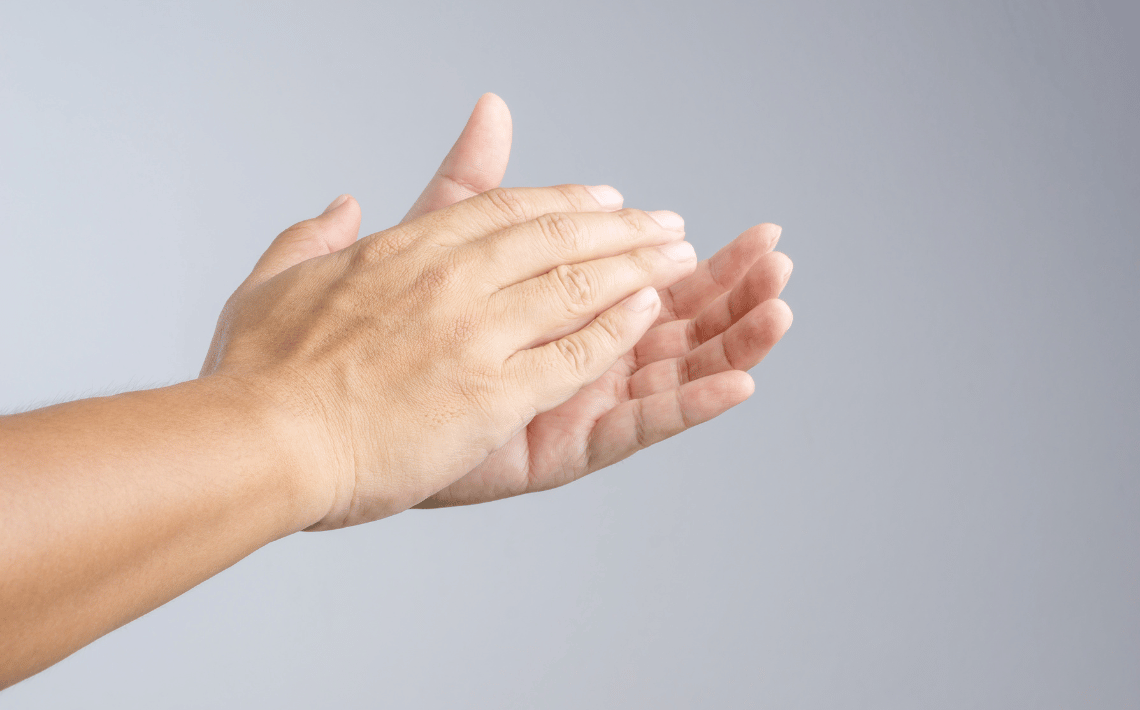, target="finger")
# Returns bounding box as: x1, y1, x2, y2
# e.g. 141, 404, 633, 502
634, 251, 792, 366
245, 195, 361, 289
508, 287, 662, 412
585, 370, 755, 472
628, 298, 792, 399
494, 241, 698, 350
402, 93, 513, 223
405, 184, 625, 247
467, 208, 686, 288
658, 222, 782, 322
